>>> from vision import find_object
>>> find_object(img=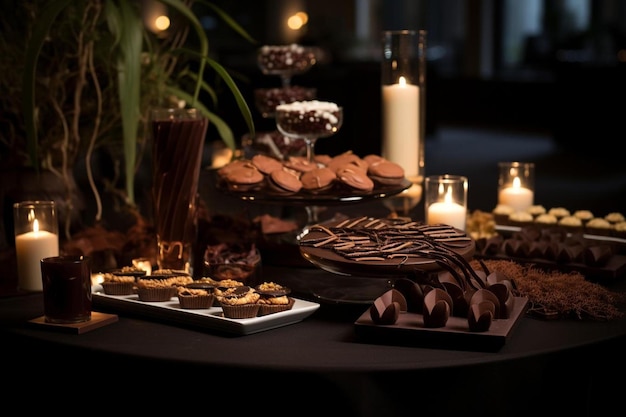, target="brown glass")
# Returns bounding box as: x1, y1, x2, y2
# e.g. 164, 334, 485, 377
40, 256, 92, 324
151, 108, 208, 274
